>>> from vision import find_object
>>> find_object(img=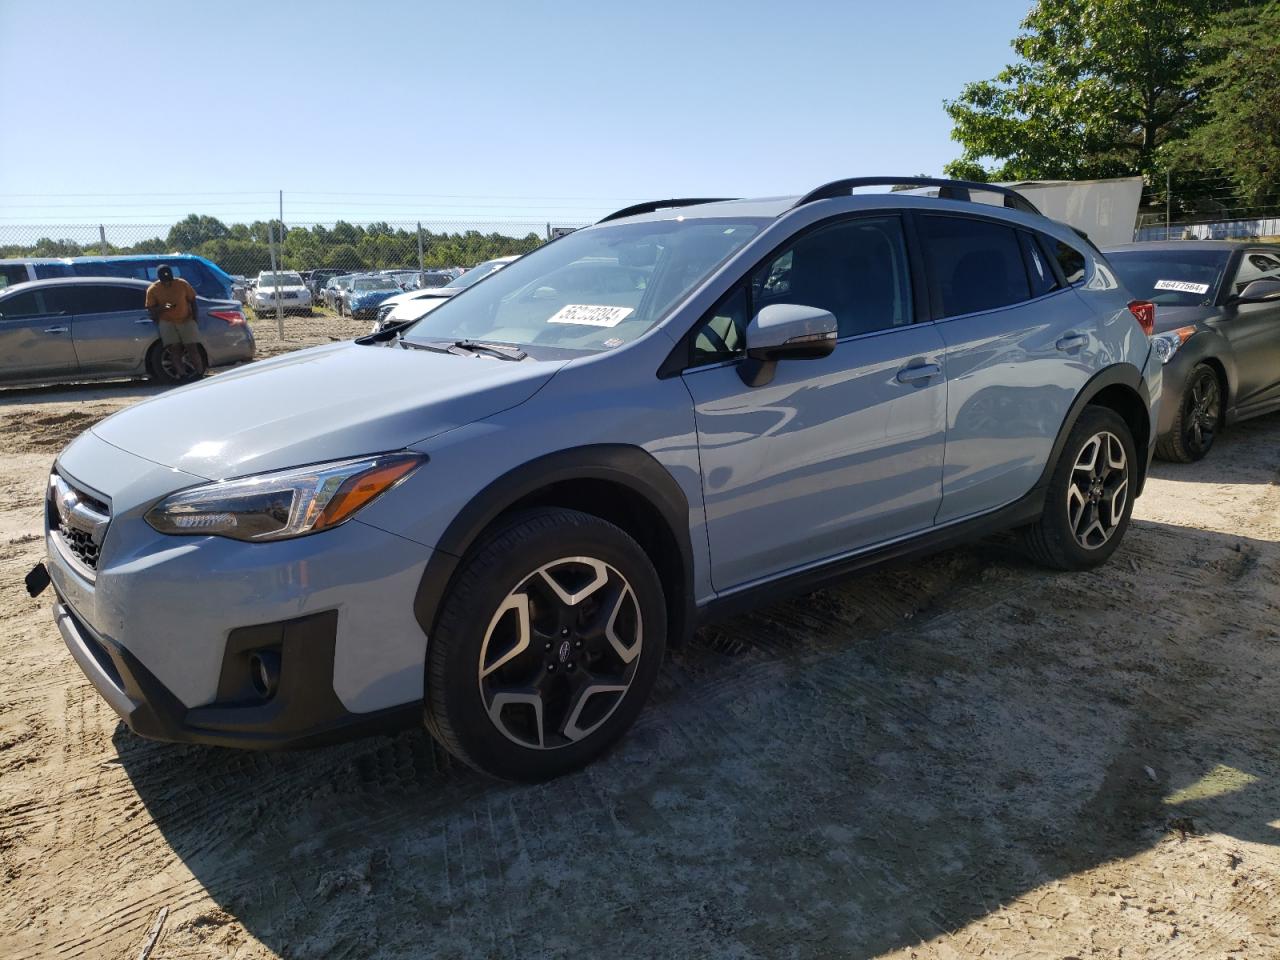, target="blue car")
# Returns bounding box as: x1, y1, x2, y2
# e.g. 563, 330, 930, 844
39, 177, 1161, 781
340, 275, 404, 320
0, 253, 235, 301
